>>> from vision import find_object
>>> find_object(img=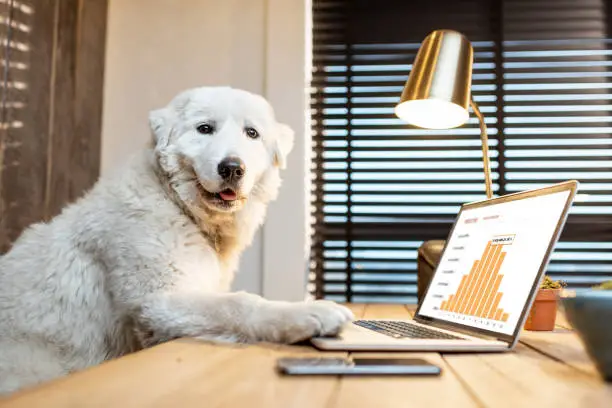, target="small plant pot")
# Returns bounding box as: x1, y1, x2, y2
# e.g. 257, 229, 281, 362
524, 288, 560, 331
